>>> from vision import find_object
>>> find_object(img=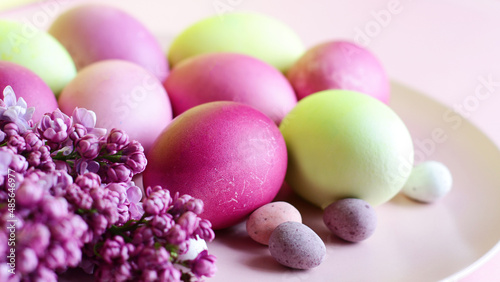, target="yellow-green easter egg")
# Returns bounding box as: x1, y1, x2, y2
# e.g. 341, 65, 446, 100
279, 90, 414, 208
168, 13, 304, 73
0, 20, 76, 95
